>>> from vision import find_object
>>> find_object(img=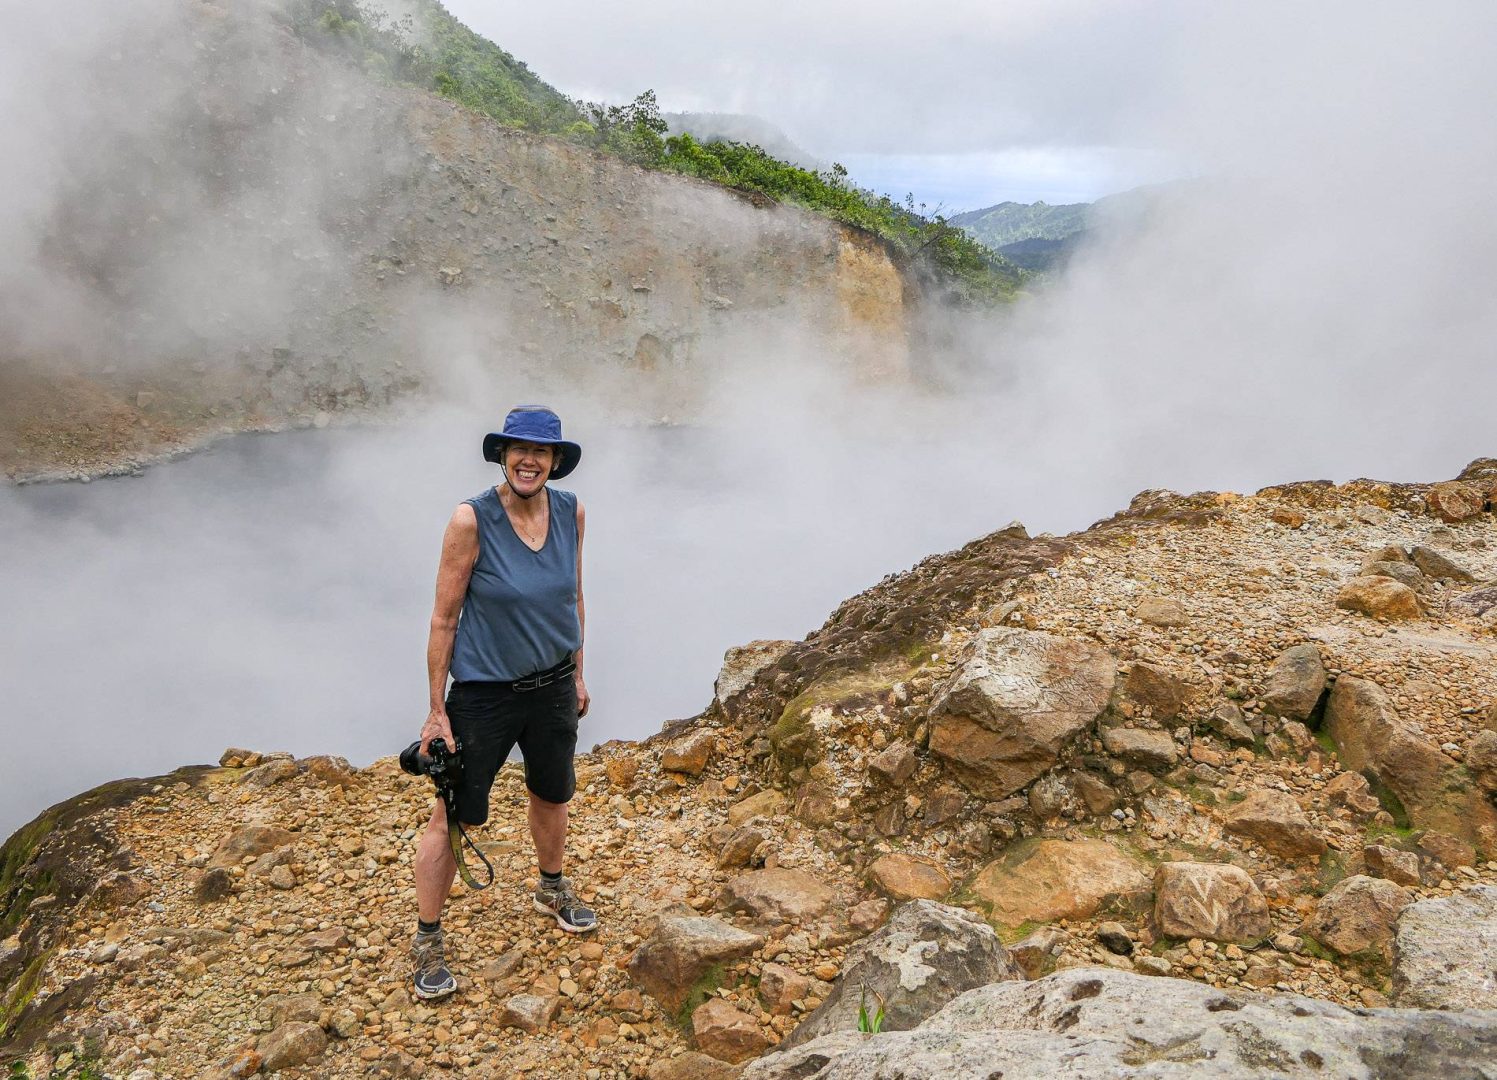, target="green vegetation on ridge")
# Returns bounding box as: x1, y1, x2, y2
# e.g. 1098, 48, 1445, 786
282, 0, 1020, 303
282, 0, 579, 132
